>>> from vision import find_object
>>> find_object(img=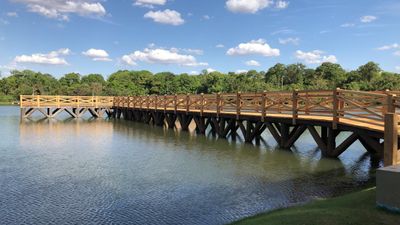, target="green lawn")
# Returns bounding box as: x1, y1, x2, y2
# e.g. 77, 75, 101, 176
231, 188, 400, 225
